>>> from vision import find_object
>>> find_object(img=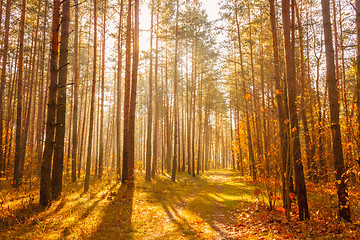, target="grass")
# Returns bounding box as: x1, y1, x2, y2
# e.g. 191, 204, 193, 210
0, 170, 255, 240
1, 170, 359, 239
